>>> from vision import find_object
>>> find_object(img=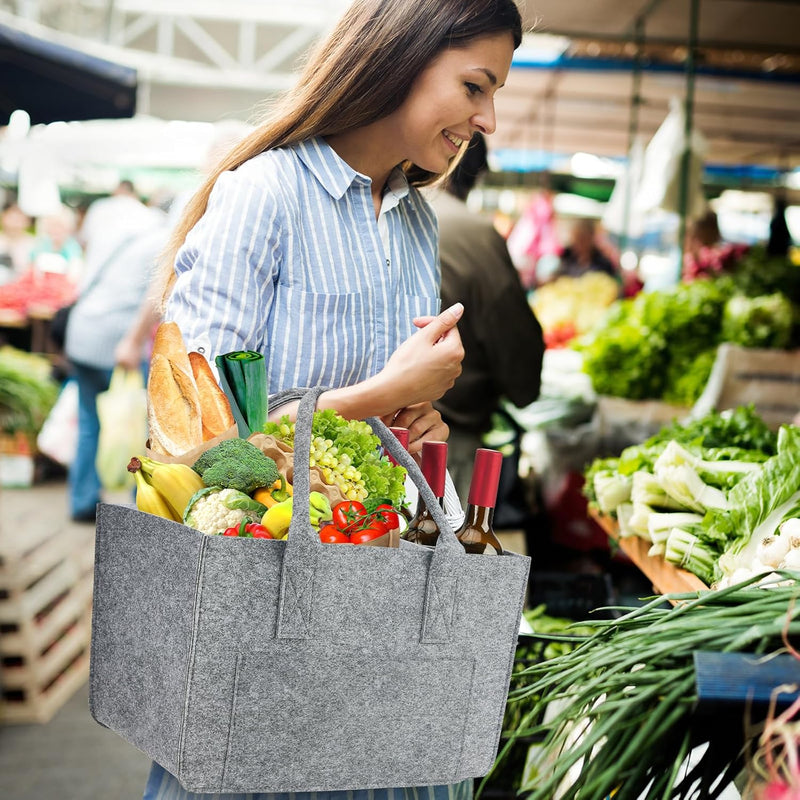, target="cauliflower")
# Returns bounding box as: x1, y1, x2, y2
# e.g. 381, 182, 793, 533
183, 487, 267, 535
